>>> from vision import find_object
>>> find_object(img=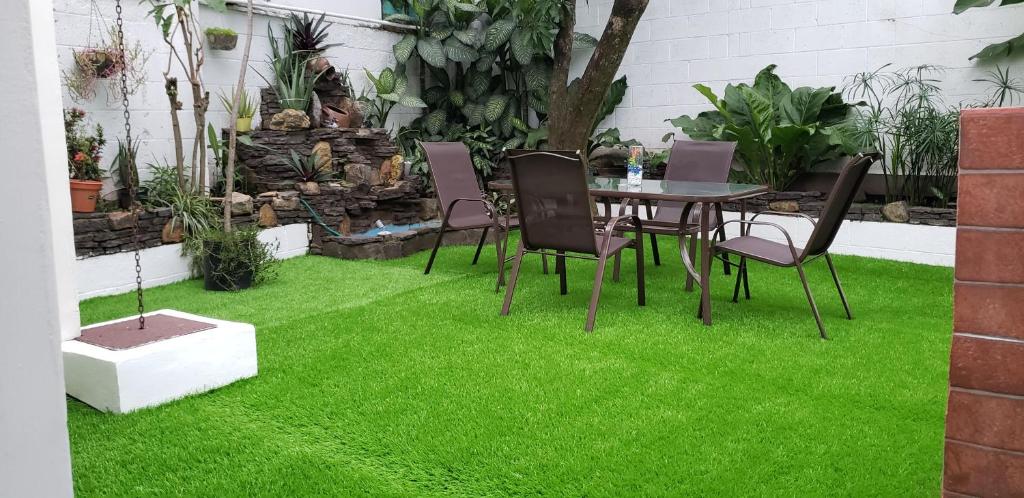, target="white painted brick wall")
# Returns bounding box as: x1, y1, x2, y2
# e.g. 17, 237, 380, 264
54, 0, 416, 198
575, 0, 1024, 148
